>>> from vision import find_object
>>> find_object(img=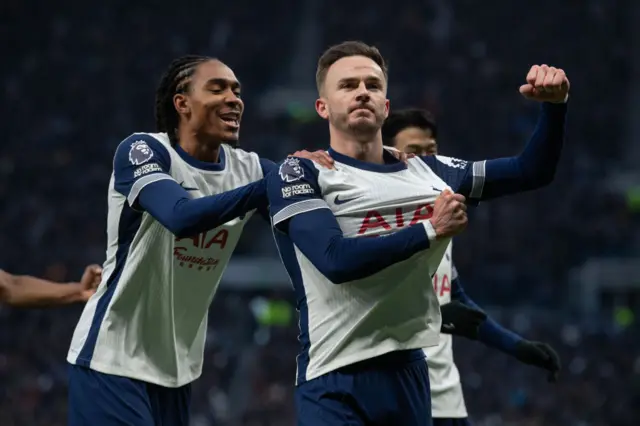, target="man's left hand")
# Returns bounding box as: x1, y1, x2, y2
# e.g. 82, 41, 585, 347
383, 146, 415, 164
289, 150, 335, 169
